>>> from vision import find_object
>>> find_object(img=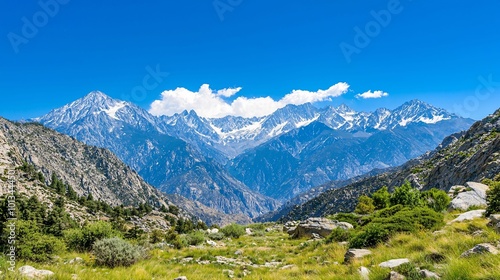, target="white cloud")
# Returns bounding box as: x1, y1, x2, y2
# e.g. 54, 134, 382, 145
149, 82, 350, 118
355, 90, 389, 99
